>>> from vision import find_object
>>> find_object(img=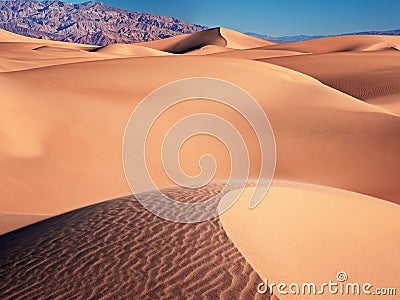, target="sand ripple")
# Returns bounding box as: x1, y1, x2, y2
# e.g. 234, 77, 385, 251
0, 184, 273, 299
